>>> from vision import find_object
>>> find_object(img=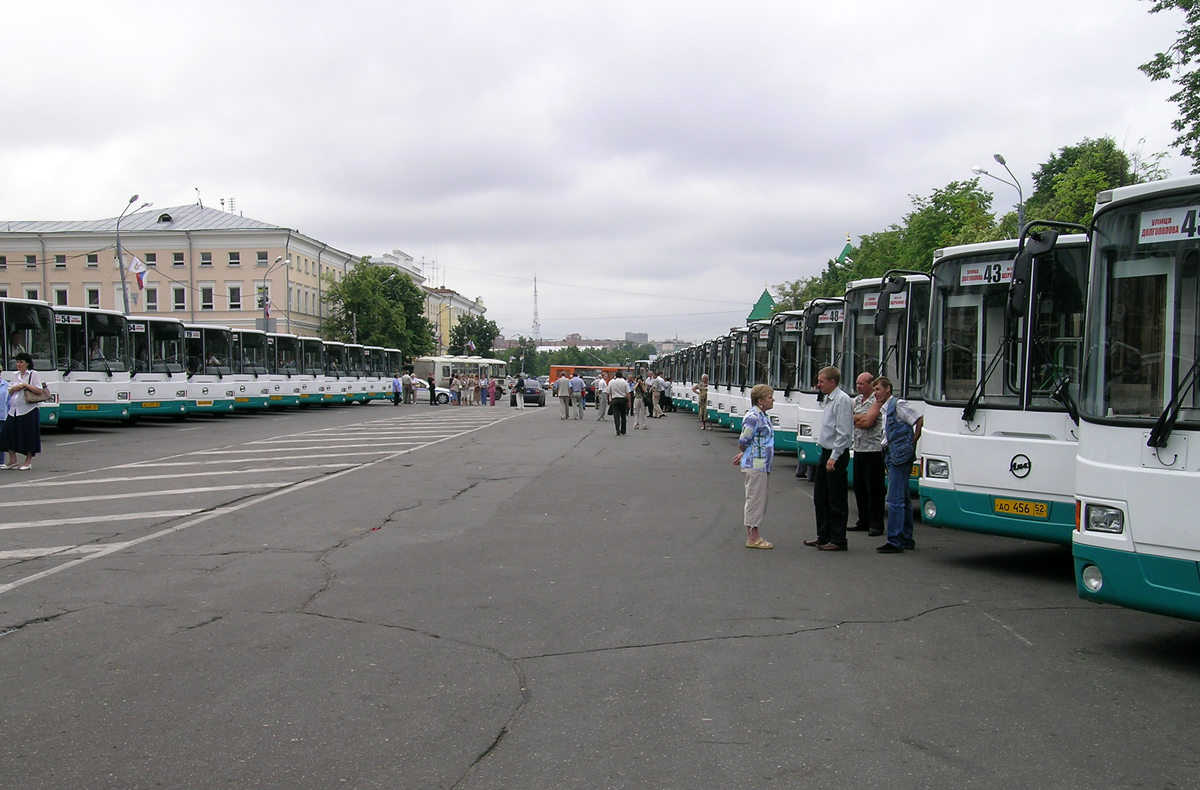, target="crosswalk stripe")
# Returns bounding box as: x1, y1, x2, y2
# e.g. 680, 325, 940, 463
0, 483, 283, 508
0, 510, 199, 532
